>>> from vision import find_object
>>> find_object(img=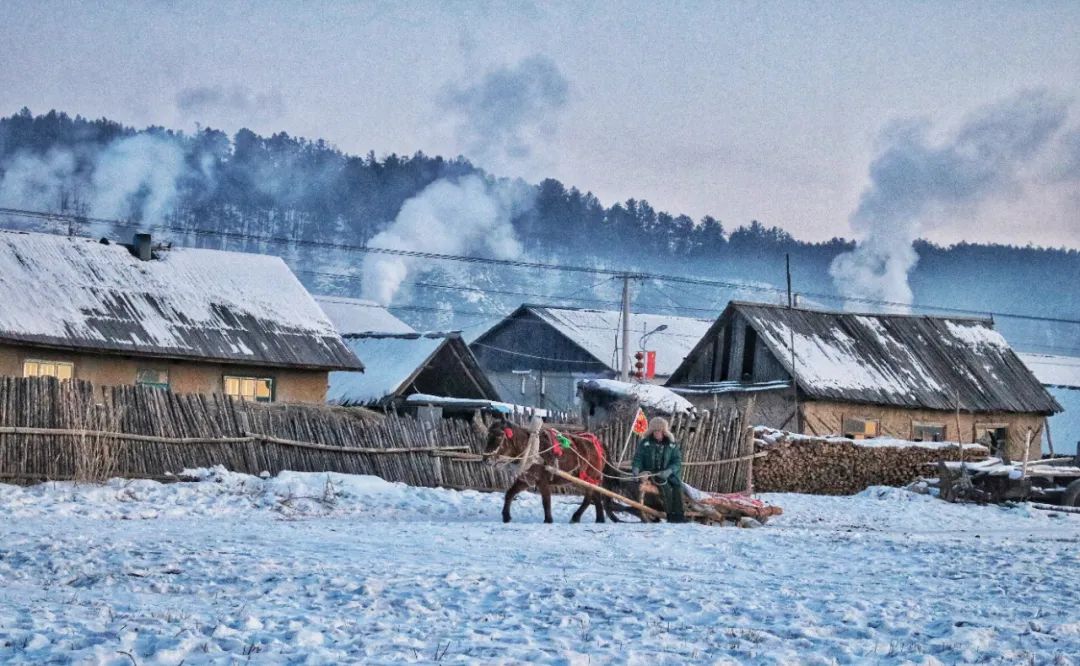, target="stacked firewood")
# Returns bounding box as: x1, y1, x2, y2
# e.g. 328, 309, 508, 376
753, 429, 987, 495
